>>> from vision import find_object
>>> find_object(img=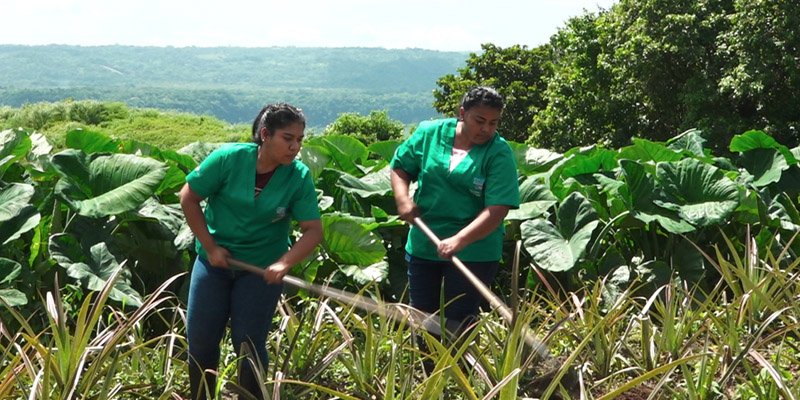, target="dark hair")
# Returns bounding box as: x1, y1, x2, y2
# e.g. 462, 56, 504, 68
251, 103, 306, 144
460, 86, 505, 112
